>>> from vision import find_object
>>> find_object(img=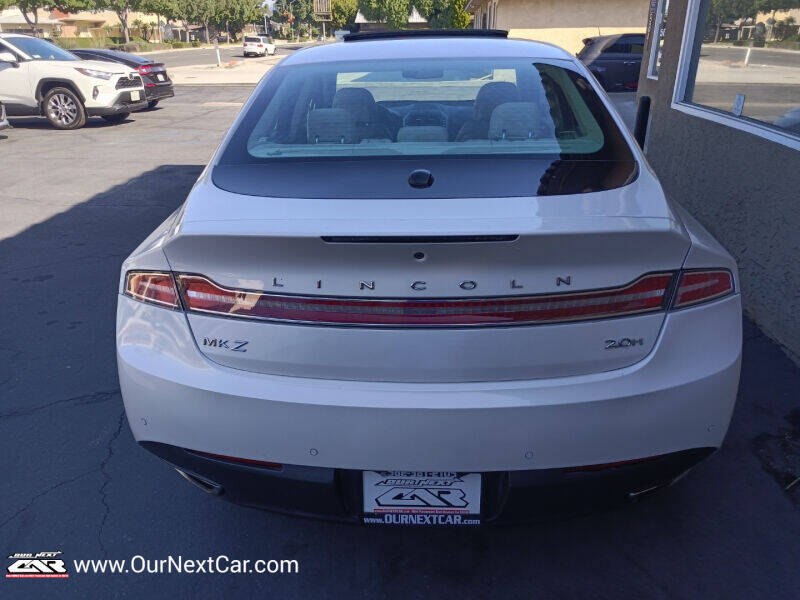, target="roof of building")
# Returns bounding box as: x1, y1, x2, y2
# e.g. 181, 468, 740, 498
0, 15, 62, 25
